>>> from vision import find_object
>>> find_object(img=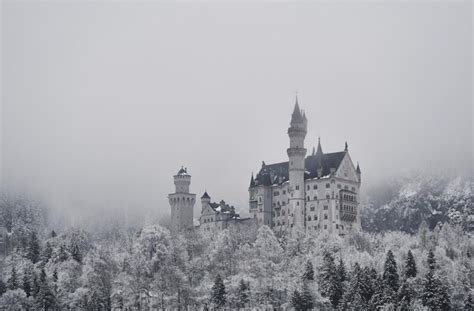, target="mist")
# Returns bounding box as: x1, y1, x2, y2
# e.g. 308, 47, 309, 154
1, 1, 472, 225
